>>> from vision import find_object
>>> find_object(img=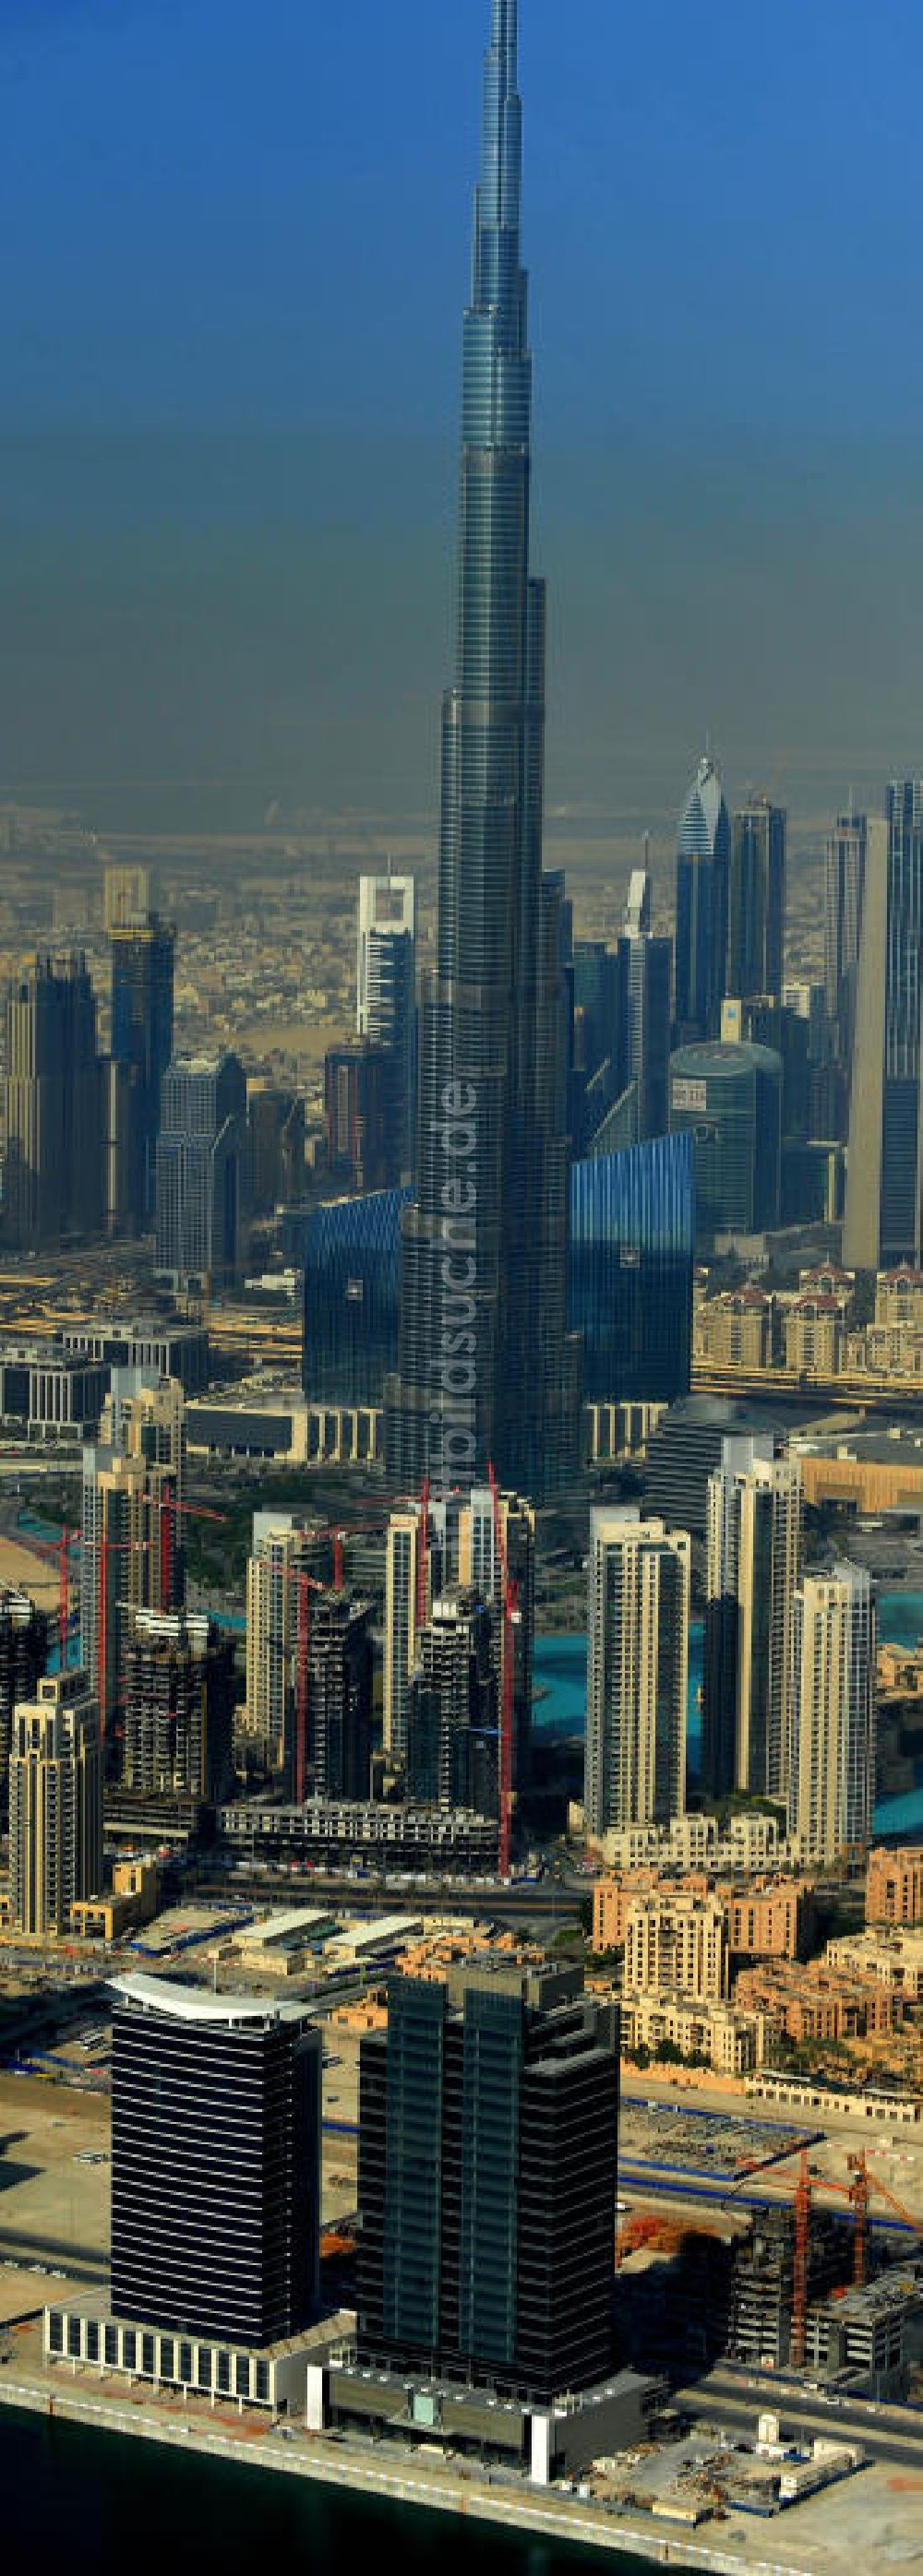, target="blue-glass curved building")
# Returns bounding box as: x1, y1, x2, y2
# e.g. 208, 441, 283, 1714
303, 1188, 411, 1407
306, 1131, 693, 1417
569, 1133, 694, 1405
